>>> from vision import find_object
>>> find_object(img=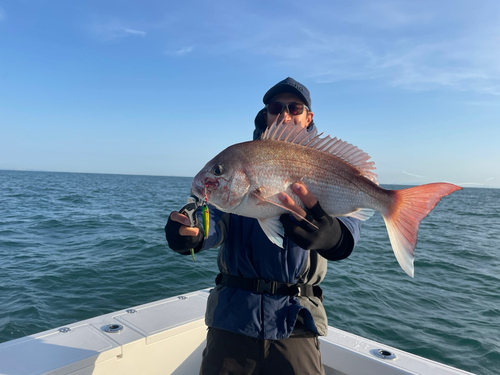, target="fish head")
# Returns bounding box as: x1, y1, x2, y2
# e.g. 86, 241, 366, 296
191, 146, 250, 212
